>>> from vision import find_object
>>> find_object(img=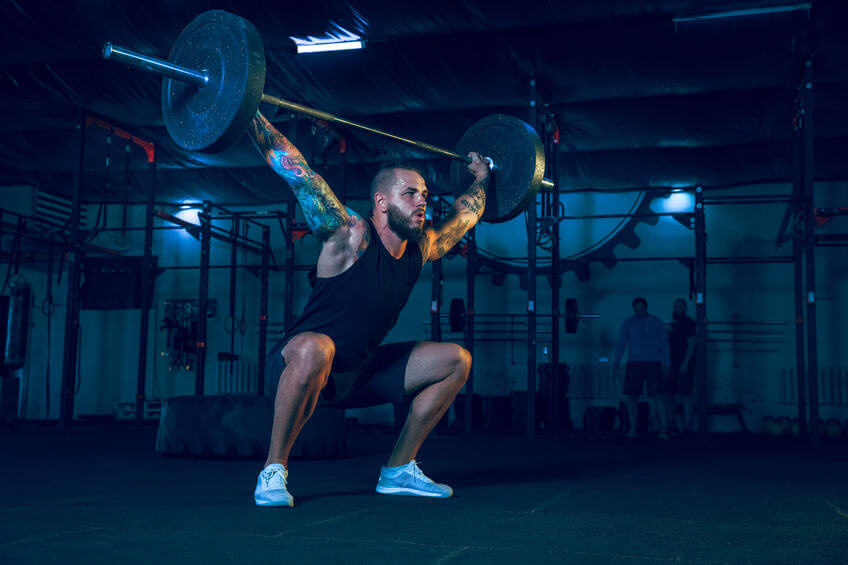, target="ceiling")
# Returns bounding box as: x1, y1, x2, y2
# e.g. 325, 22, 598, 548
1, 0, 846, 206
